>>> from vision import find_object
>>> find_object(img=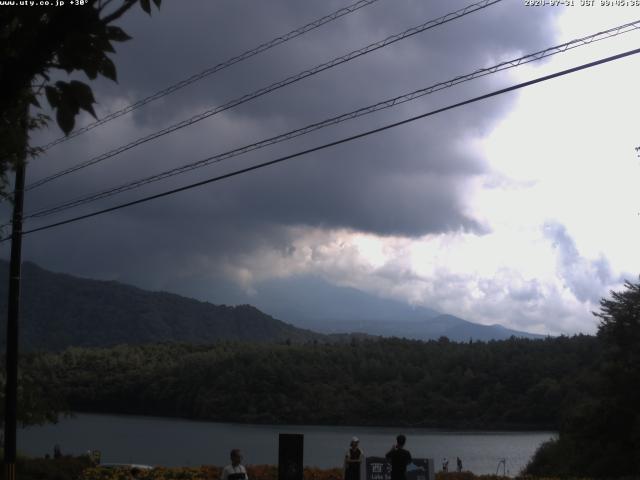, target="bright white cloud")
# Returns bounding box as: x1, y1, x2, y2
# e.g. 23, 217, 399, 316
216, 222, 608, 334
